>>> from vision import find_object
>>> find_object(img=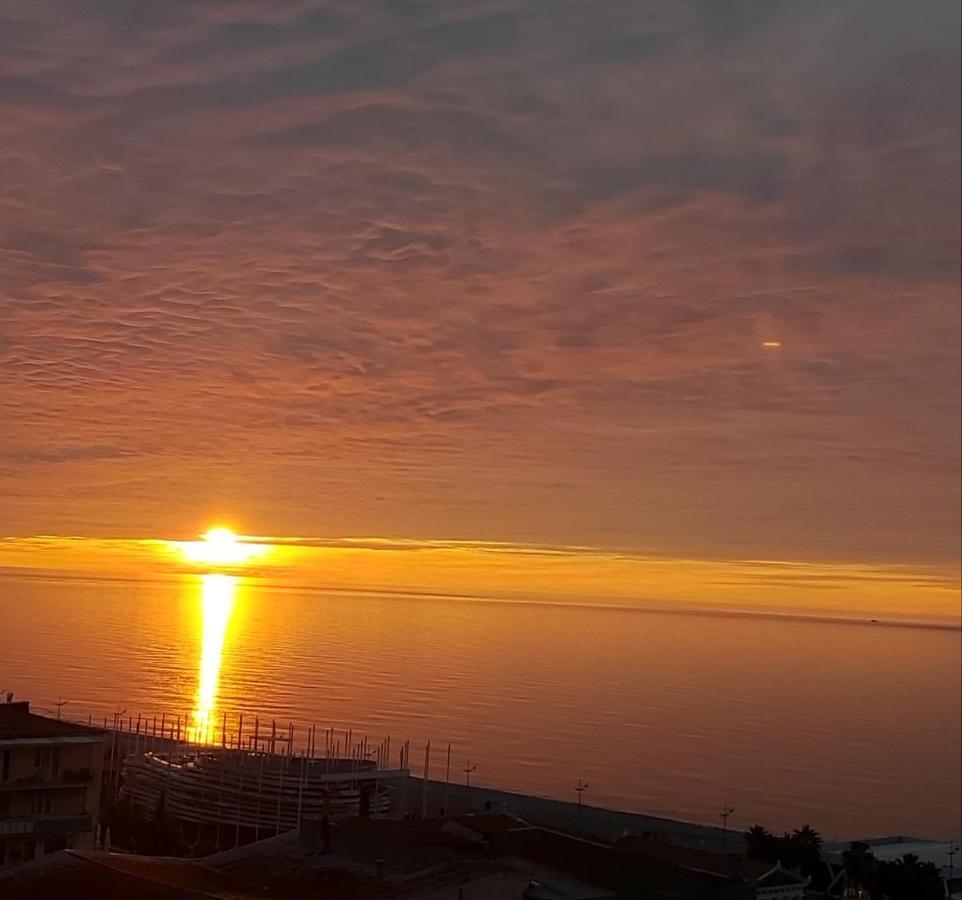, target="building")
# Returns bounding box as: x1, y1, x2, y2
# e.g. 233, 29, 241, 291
0, 698, 106, 866
822, 836, 962, 899
614, 835, 809, 899
320, 813, 778, 897
119, 746, 403, 853
0, 840, 531, 900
